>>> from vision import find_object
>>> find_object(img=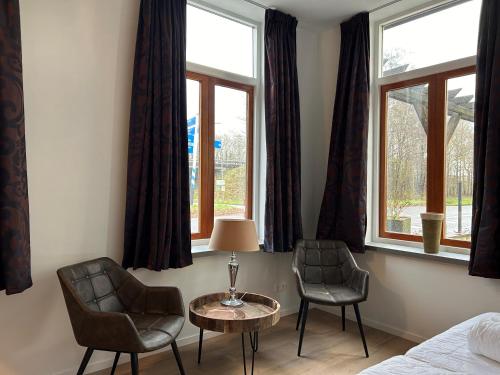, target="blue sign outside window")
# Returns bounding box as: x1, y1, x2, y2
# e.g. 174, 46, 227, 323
187, 116, 196, 154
